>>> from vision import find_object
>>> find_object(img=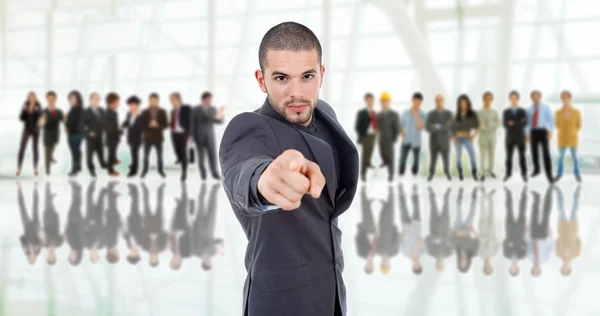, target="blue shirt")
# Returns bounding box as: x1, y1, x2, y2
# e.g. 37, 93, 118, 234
525, 103, 554, 135
400, 109, 427, 146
